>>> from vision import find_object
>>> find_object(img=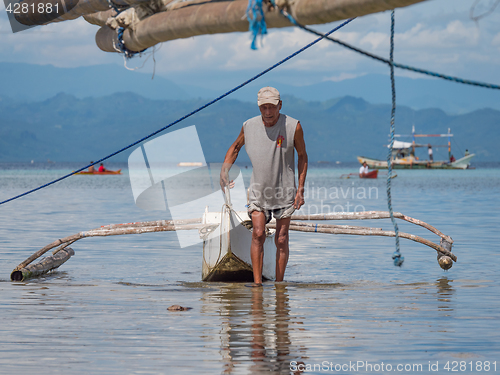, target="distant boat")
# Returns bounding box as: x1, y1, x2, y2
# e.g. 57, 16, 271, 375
358, 127, 475, 170
178, 162, 203, 167
76, 169, 122, 175
340, 170, 379, 179
360, 170, 378, 178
